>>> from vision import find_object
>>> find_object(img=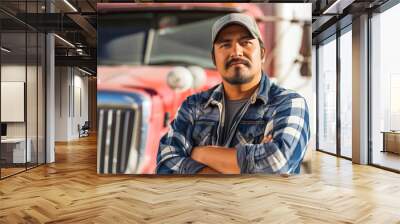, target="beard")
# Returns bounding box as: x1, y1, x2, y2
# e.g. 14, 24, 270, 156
223, 67, 254, 85
223, 57, 254, 84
